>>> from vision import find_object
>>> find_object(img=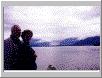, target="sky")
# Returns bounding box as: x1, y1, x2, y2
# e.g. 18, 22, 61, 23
4, 6, 100, 42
